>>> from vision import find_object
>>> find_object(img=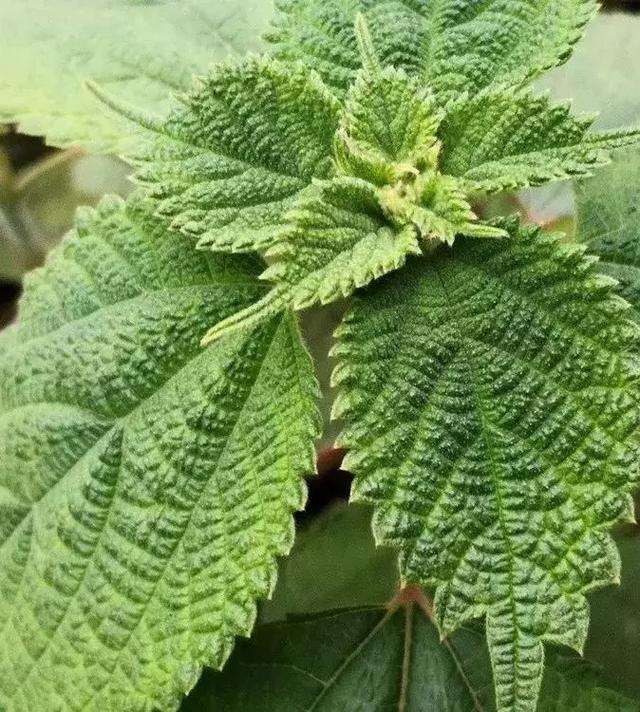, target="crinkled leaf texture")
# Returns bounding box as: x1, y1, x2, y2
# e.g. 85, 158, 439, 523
333, 220, 640, 712
0, 0, 272, 152
136, 10, 639, 347
0, 196, 320, 711
268, 0, 598, 98
136, 56, 341, 256
441, 91, 639, 193
181, 503, 640, 712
